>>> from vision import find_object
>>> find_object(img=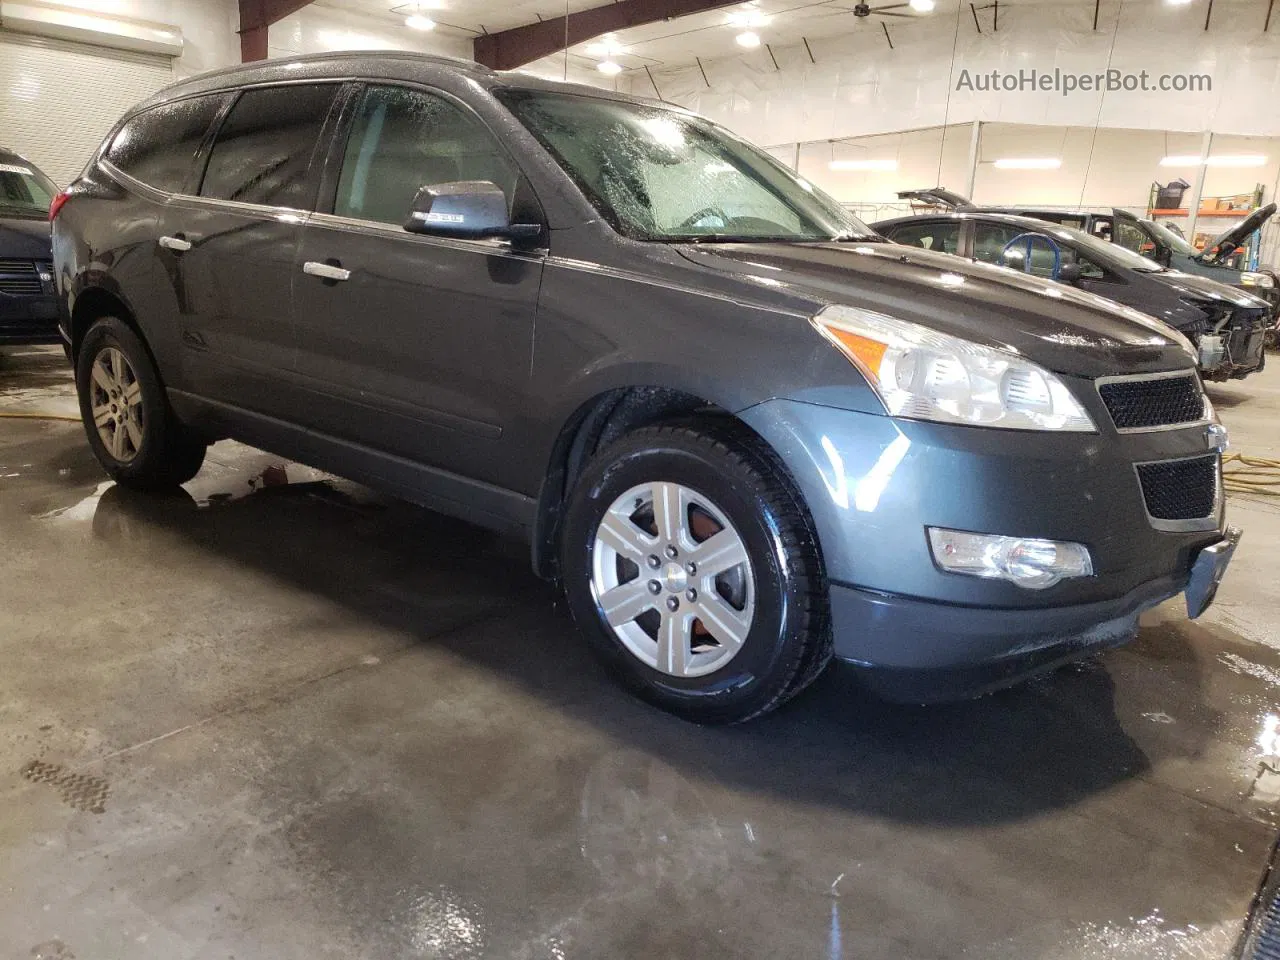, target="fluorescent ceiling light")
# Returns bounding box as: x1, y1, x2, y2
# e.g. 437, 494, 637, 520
993, 157, 1062, 170
597, 60, 623, 75
405, 14, 435, 30
1160, 154, 1267, 167
829, 159, 898, 171
728, 9, 770, 27
1206, 154, 1267, 167
1166, 0, 1194, 5
736, 31, 761, 48
909, 0, 936, 10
